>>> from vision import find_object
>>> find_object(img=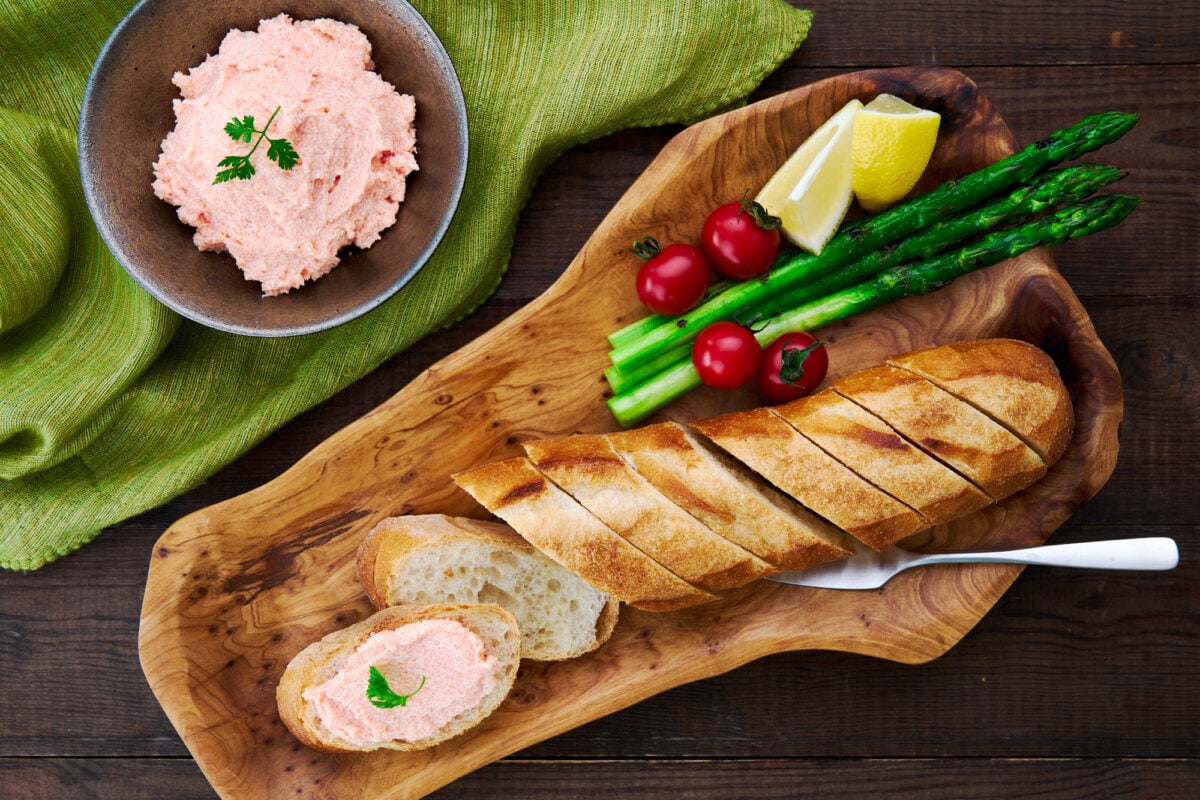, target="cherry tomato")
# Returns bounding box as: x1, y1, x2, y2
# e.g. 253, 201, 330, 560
756, 332, 829, 402
692, 321, 762, 390
632, 238, 711, 315
699, 198, 783, 280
